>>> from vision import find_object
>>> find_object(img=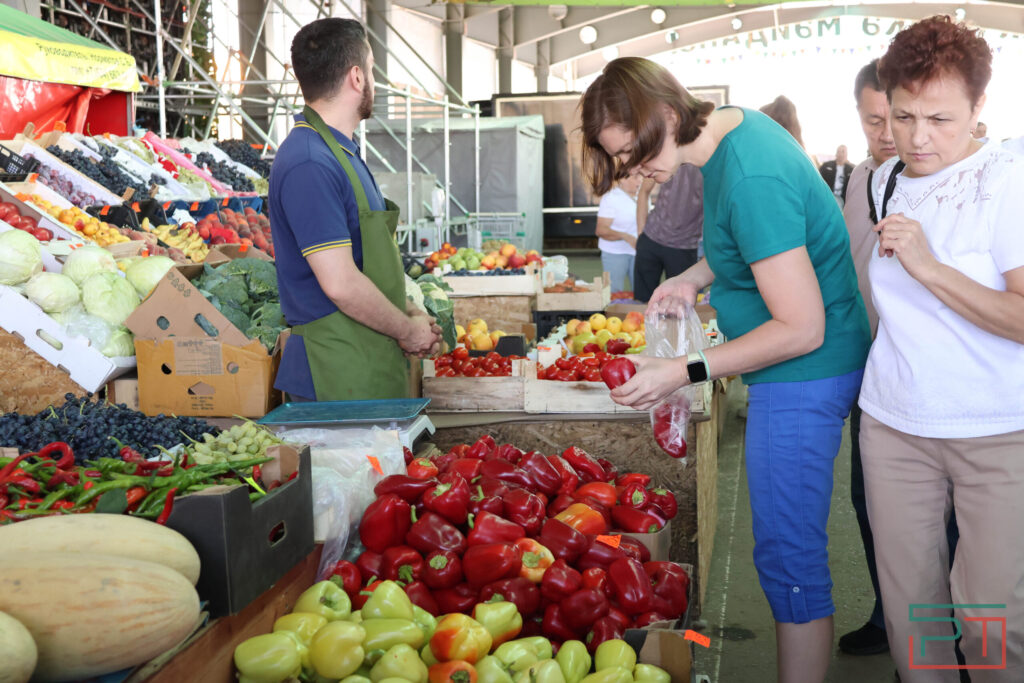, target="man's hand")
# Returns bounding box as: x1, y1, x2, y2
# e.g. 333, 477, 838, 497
399, 315, 439, 355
